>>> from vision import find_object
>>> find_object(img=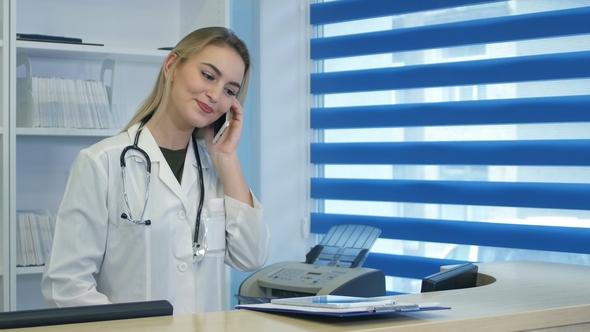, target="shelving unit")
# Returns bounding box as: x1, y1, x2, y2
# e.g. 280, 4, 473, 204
15, 128, 121, 137
16, 41, 170, 62
1, 0, 11, 315
2, 0, 229, 312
